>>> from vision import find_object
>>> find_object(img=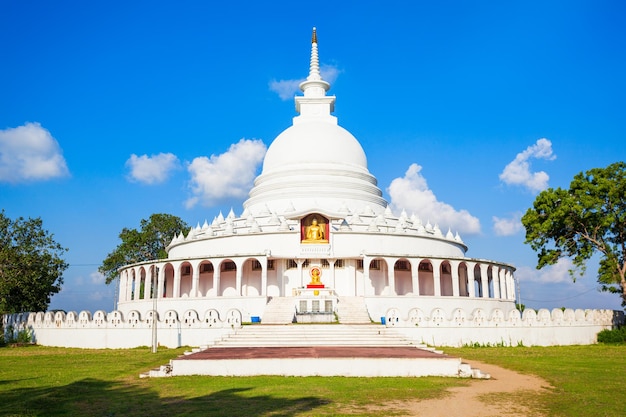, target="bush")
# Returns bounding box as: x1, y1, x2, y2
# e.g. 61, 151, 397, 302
1, 325, 33, 346
597, 327, 626, 344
